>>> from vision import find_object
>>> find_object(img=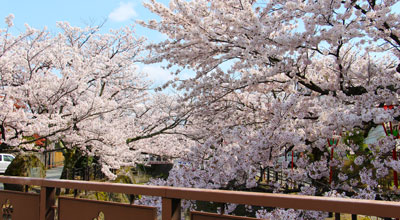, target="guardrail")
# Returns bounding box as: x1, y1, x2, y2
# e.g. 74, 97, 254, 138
0, 176, 399, 220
